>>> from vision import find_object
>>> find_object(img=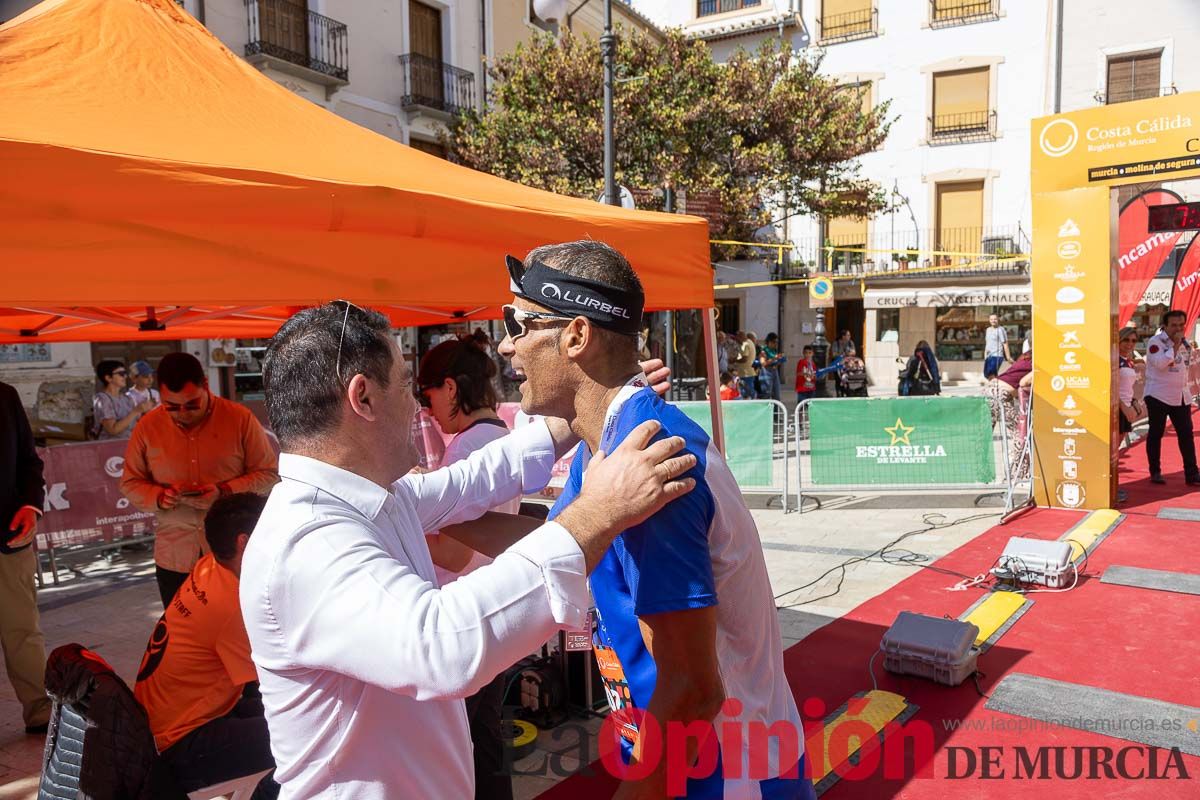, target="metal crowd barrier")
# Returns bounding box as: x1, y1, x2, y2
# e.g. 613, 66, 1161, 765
675, 399, 791, 512
792, 395, 1029, 514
